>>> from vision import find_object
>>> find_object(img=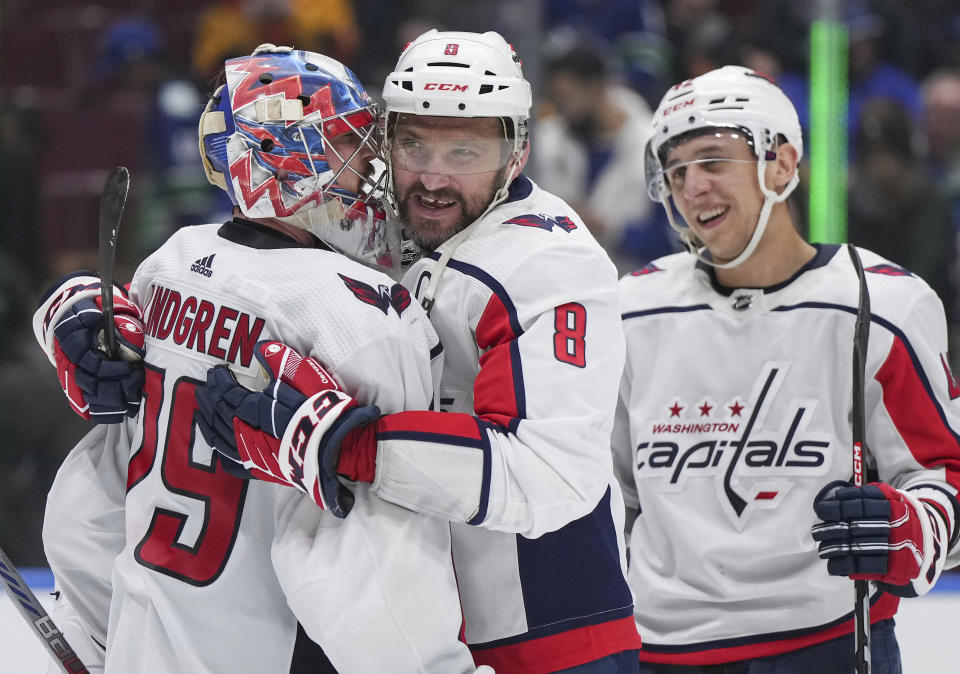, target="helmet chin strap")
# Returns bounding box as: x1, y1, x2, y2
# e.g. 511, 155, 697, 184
669, 158, 798, 270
